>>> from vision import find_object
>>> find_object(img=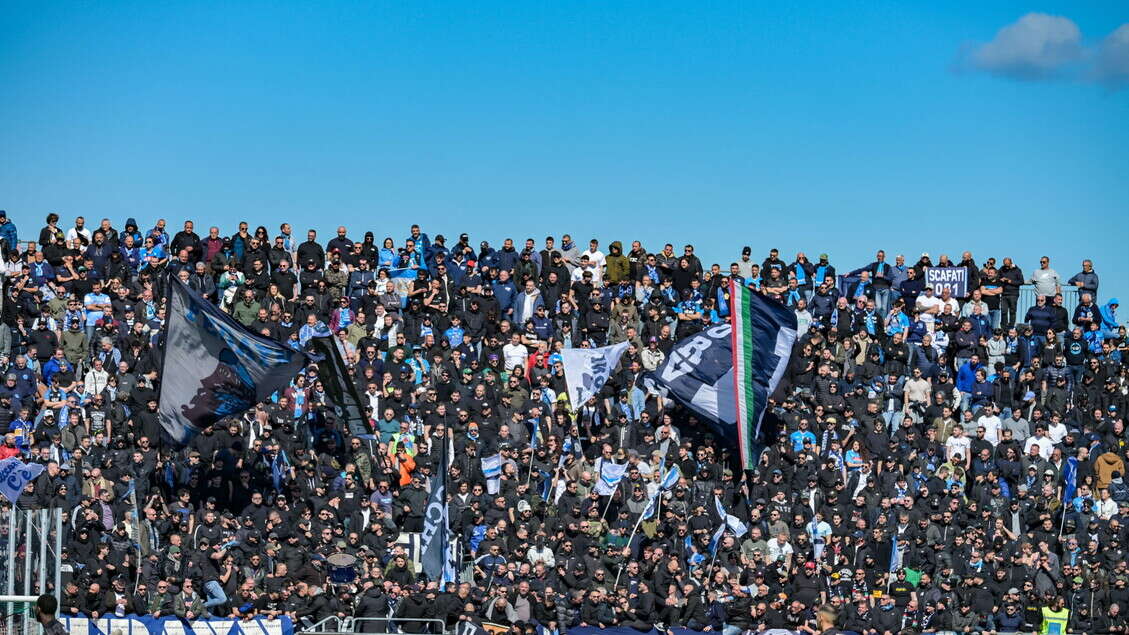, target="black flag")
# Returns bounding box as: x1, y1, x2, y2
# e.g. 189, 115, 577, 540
307, 336, 370, 437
